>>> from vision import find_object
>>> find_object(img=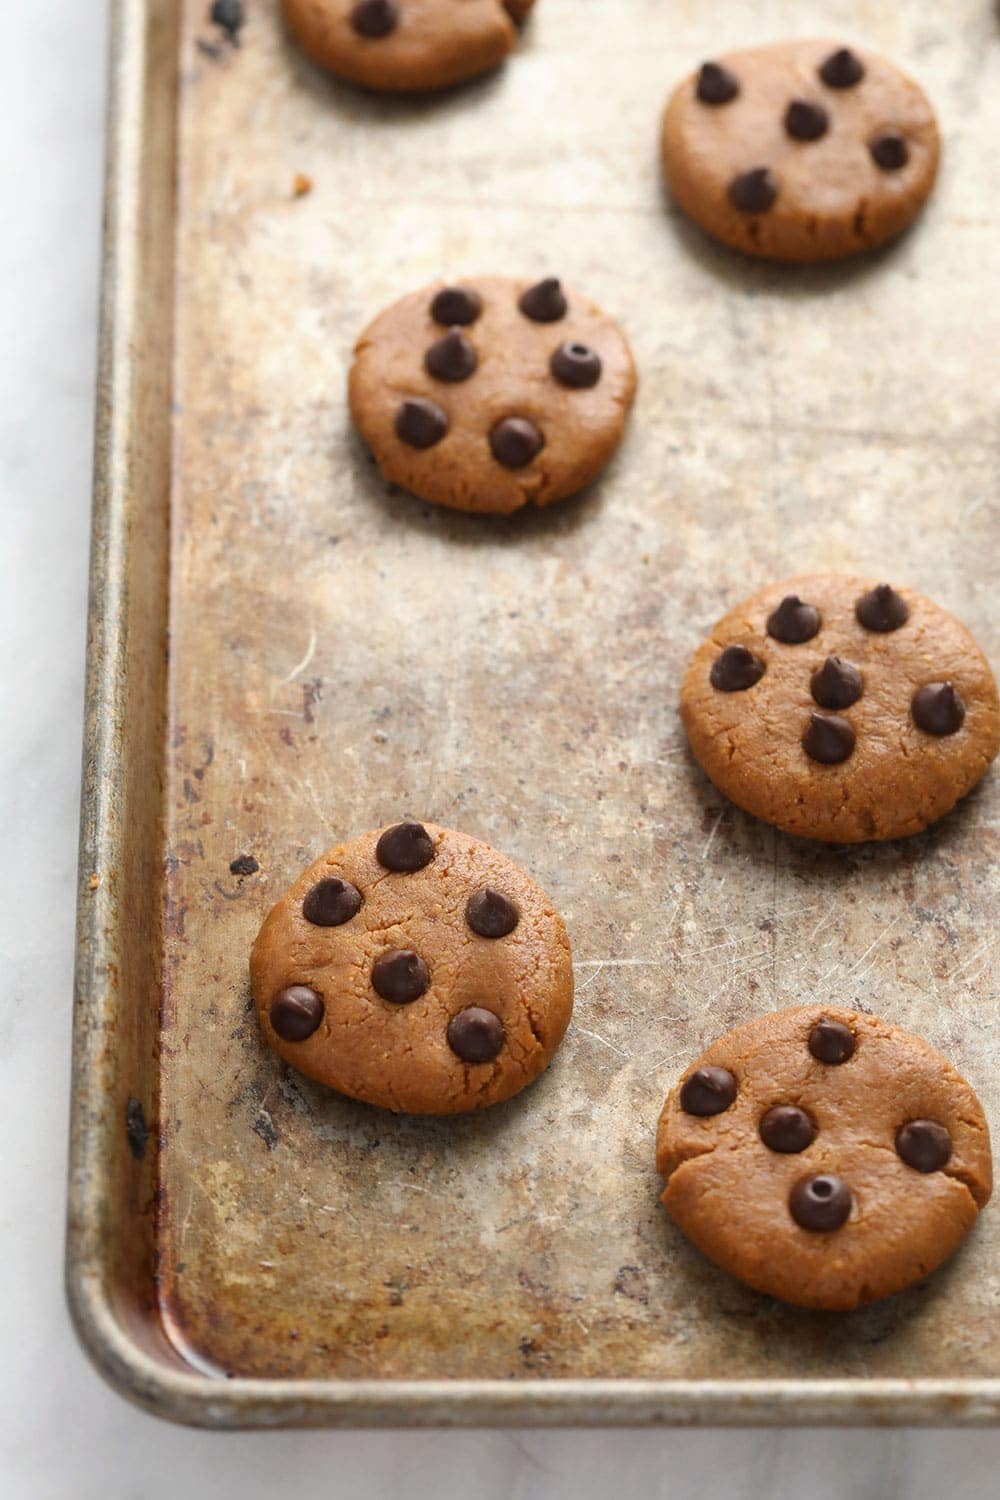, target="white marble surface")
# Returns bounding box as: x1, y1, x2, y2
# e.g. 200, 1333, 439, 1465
1, 4, 998, 1495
